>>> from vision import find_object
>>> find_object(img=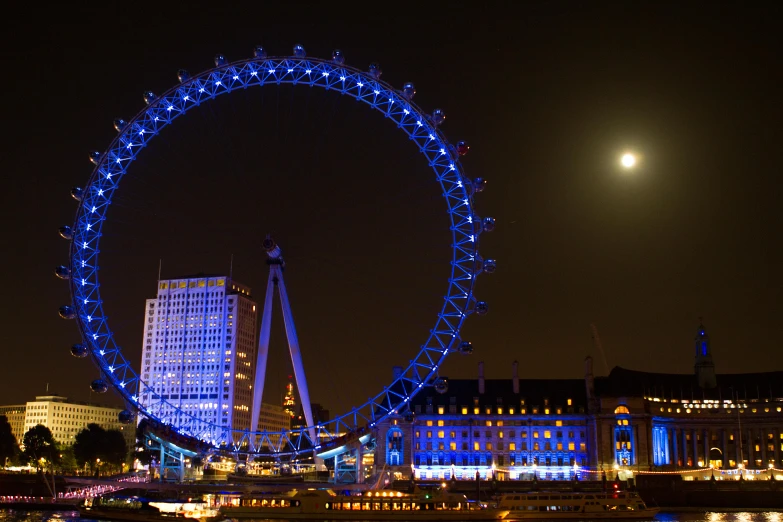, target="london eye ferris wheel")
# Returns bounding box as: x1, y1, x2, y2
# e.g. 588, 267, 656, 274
56, 44, 496, 456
